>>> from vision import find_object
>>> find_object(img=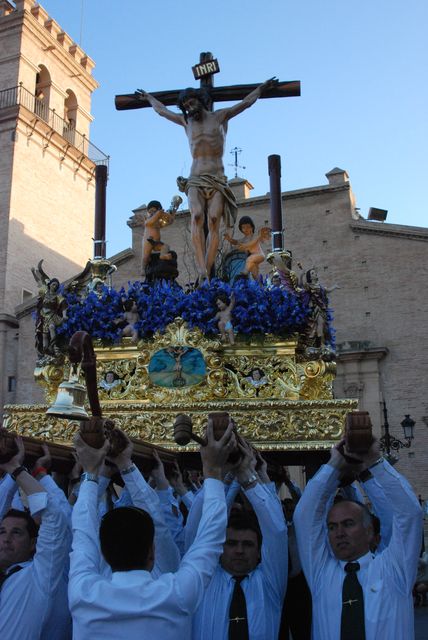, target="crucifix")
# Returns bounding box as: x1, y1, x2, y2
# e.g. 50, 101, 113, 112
115, 53, 300, 281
